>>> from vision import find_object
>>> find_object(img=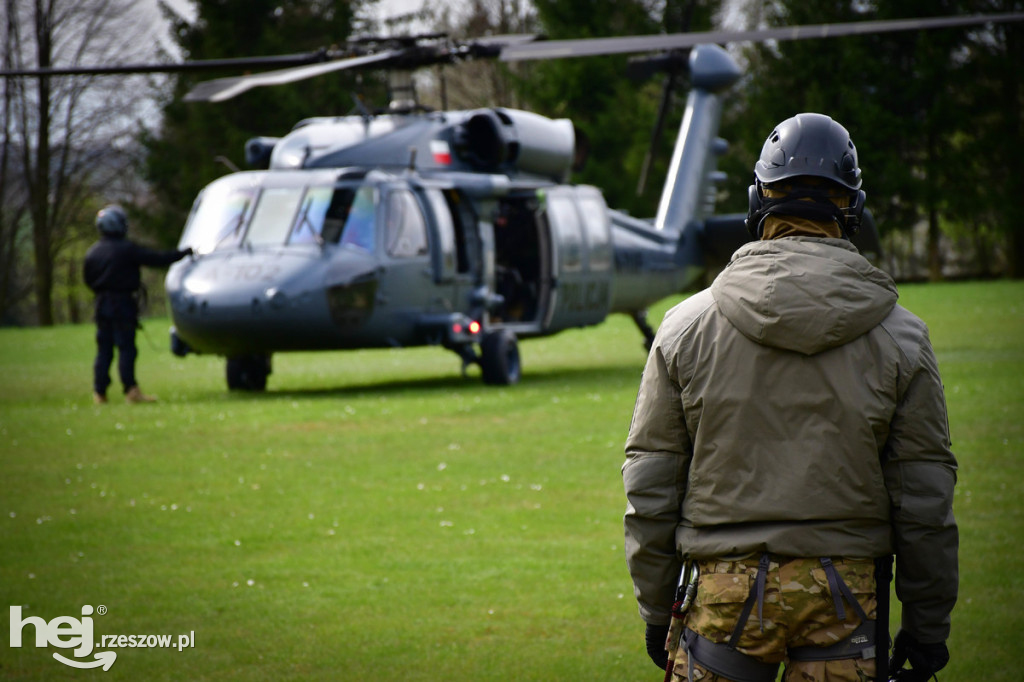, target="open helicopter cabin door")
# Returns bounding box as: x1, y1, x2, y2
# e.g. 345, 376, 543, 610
541, 186, 614, 332
489, 194, 550, 330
